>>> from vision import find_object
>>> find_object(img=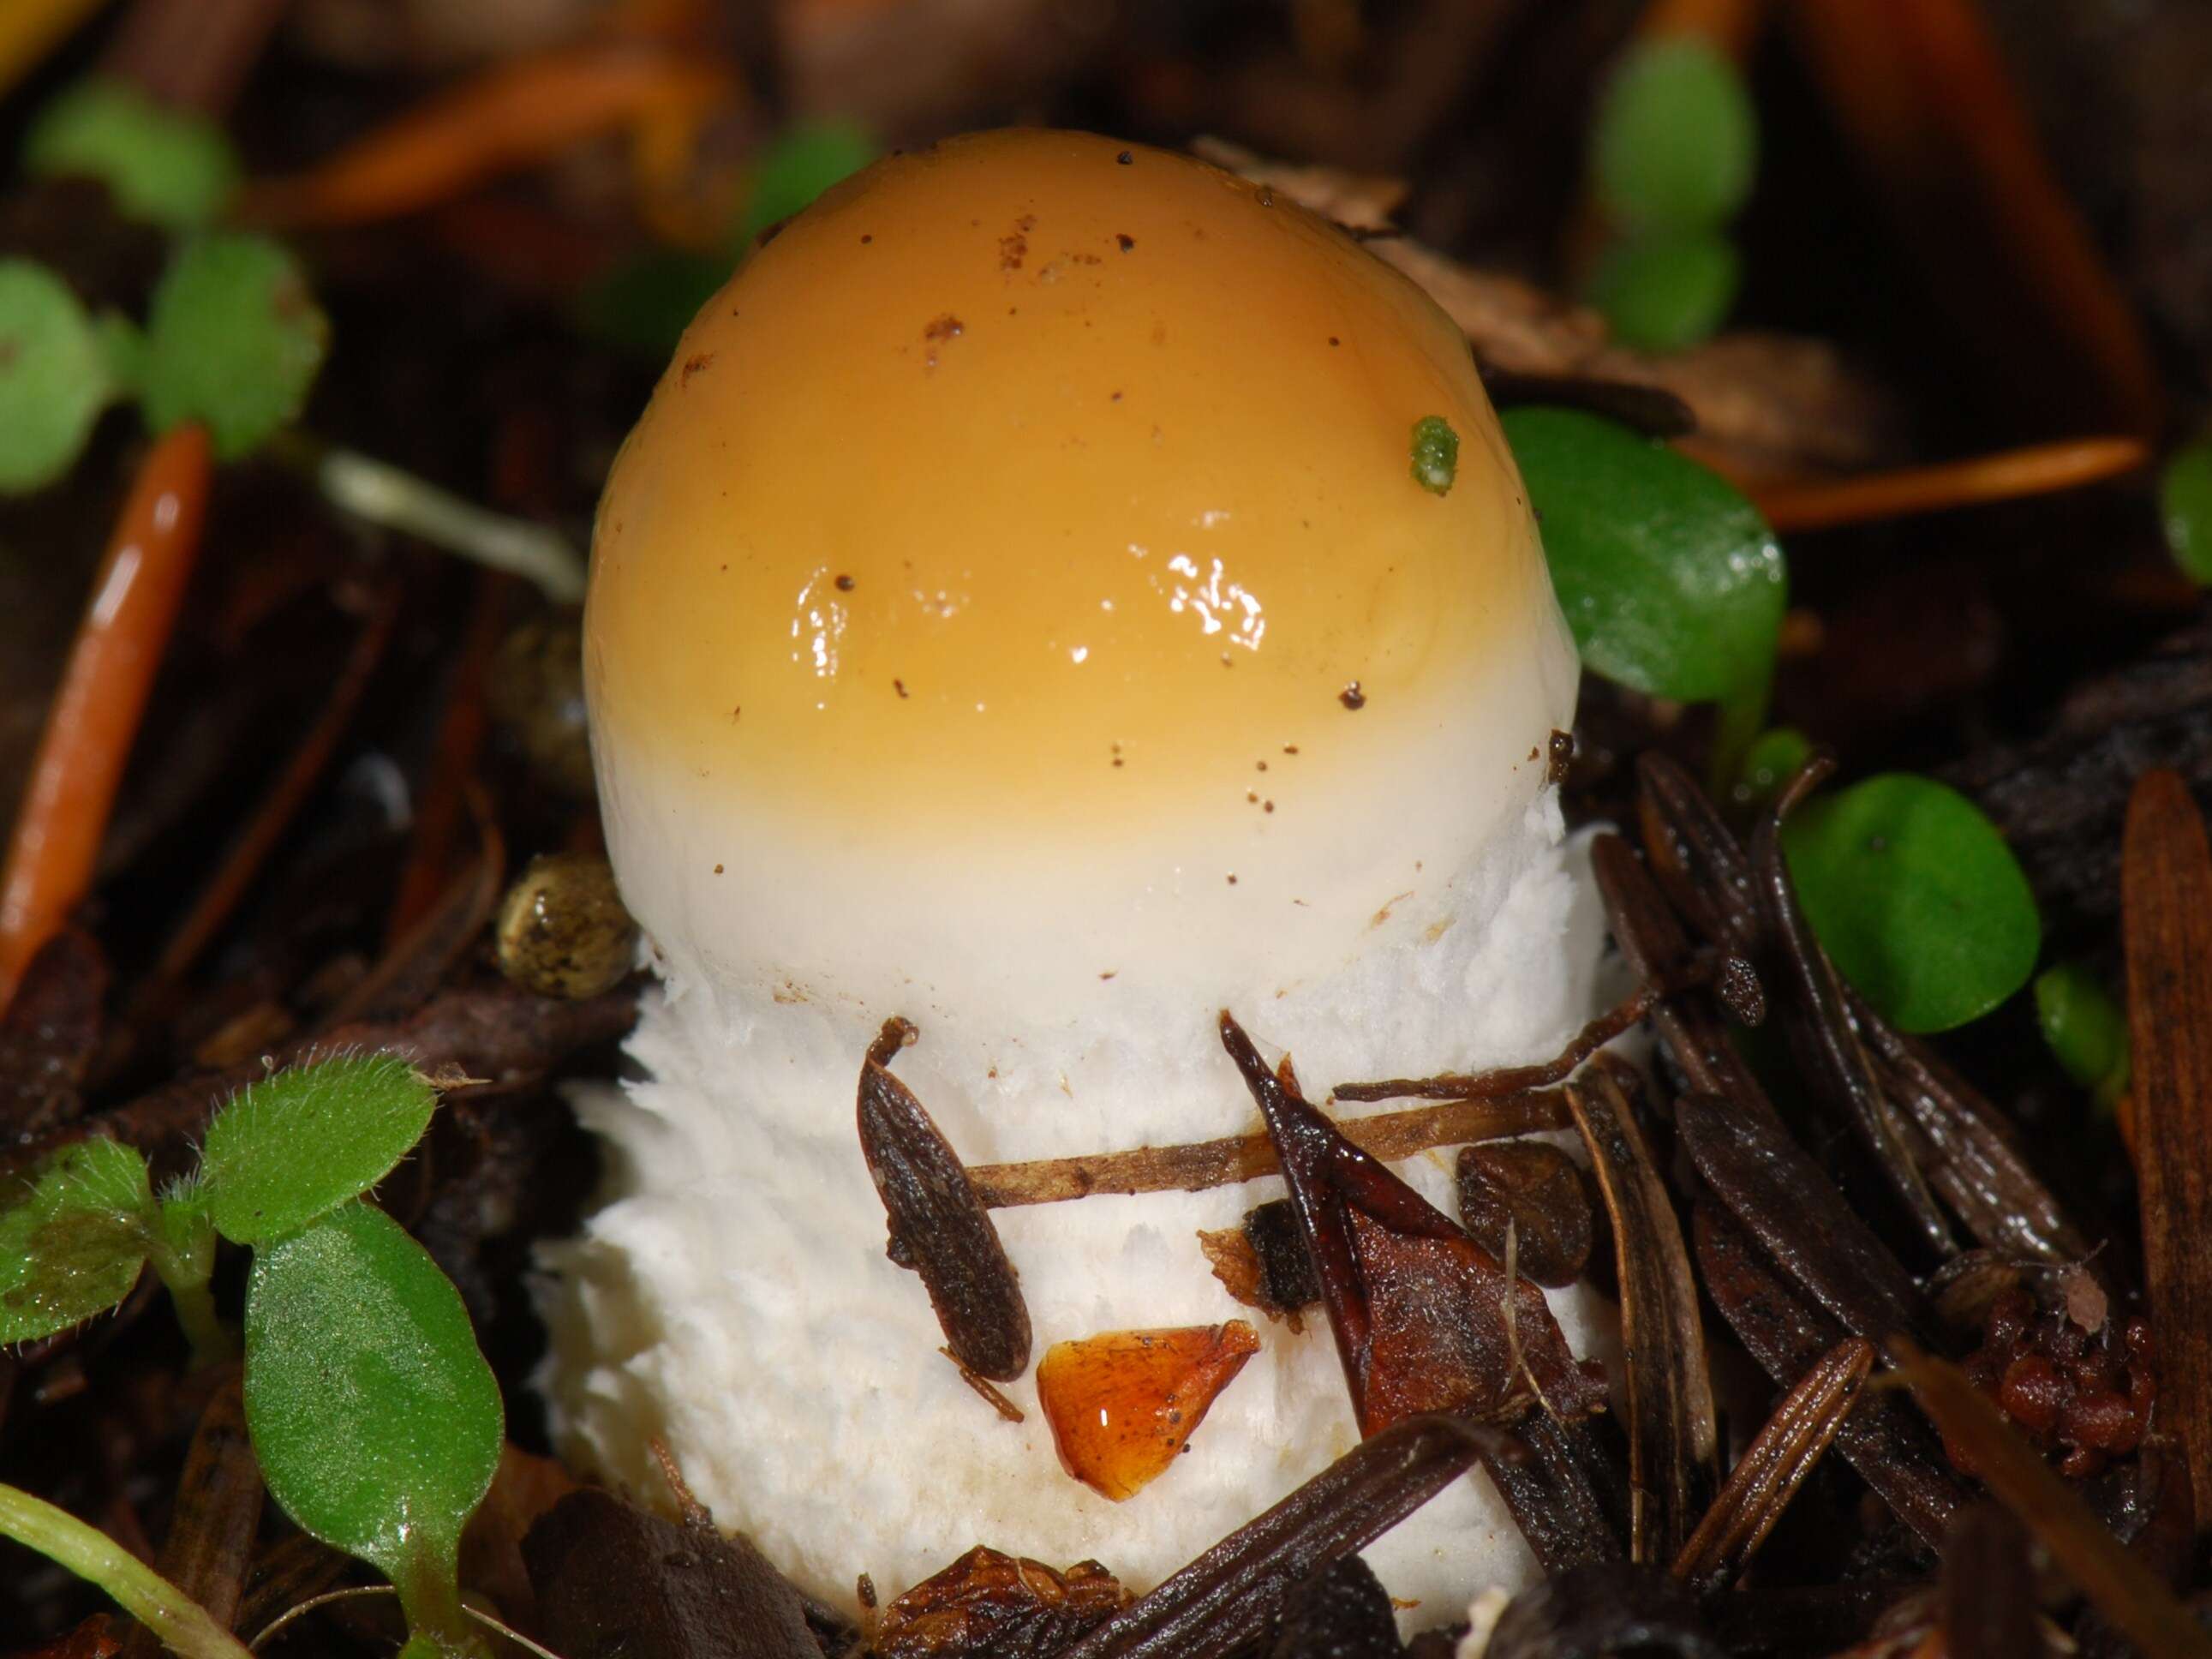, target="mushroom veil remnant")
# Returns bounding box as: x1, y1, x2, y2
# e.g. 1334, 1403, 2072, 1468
538, 129, 1612, 1623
